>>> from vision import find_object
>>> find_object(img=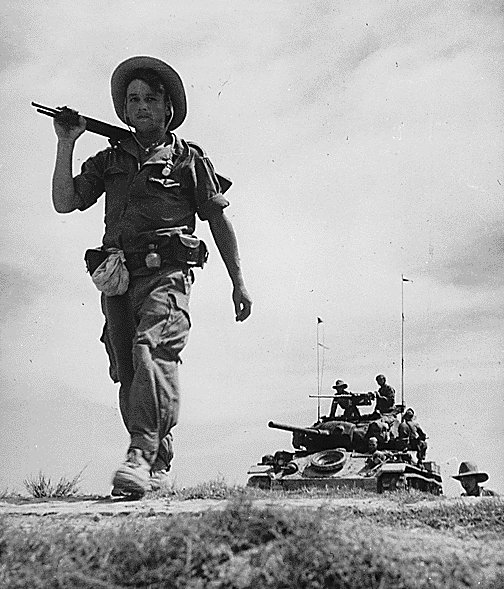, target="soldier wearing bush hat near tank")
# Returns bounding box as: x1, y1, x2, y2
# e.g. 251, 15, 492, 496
452, 461, 499, 497
50, 56, 252, 497
328, 379, 361, 420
